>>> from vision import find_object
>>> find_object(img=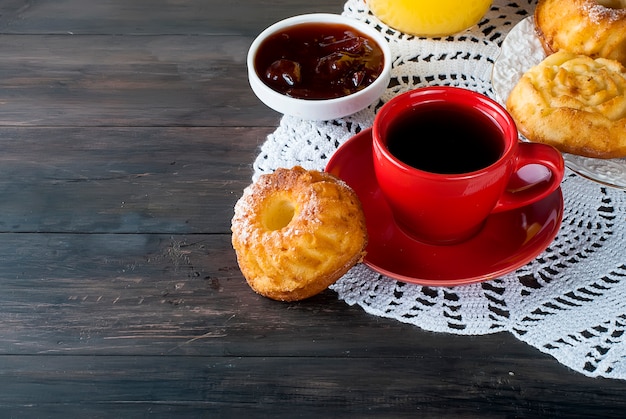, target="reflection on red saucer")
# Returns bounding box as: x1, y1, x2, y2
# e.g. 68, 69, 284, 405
325, 128, 564, 287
